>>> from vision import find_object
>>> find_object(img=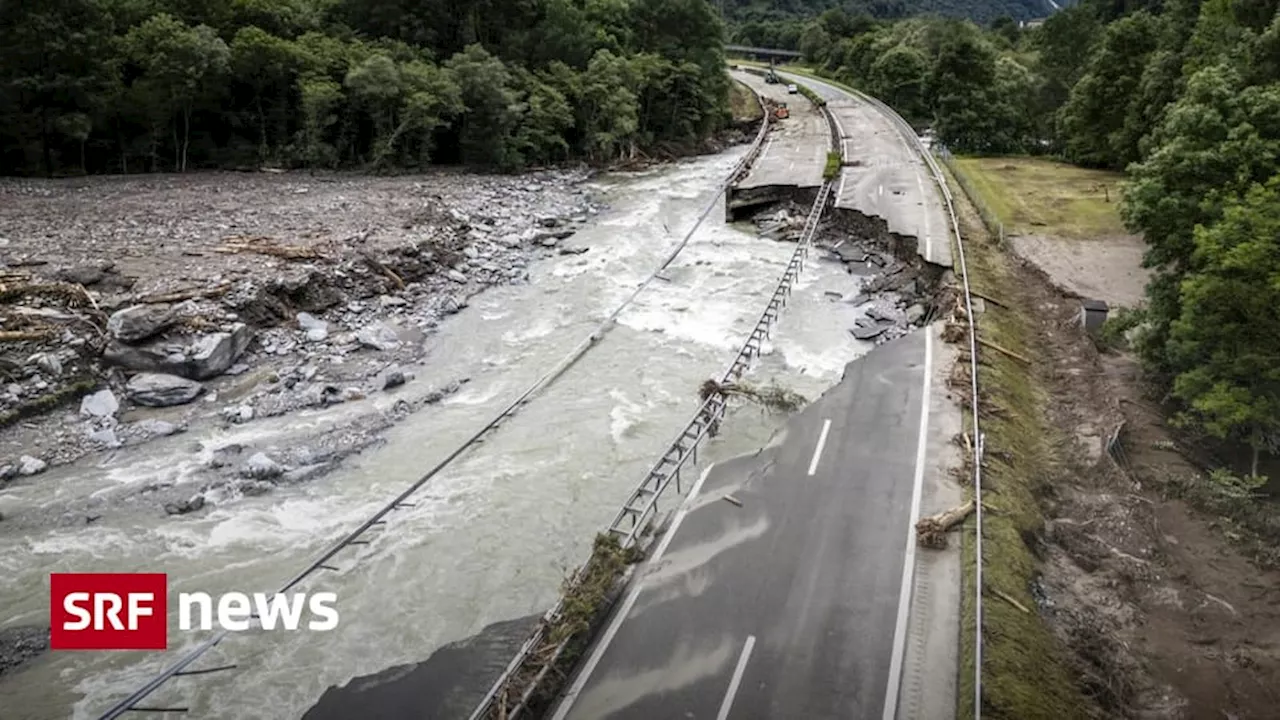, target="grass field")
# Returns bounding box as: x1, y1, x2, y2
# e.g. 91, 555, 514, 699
950, 157, 1128, 240
729, 78, 764, 122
